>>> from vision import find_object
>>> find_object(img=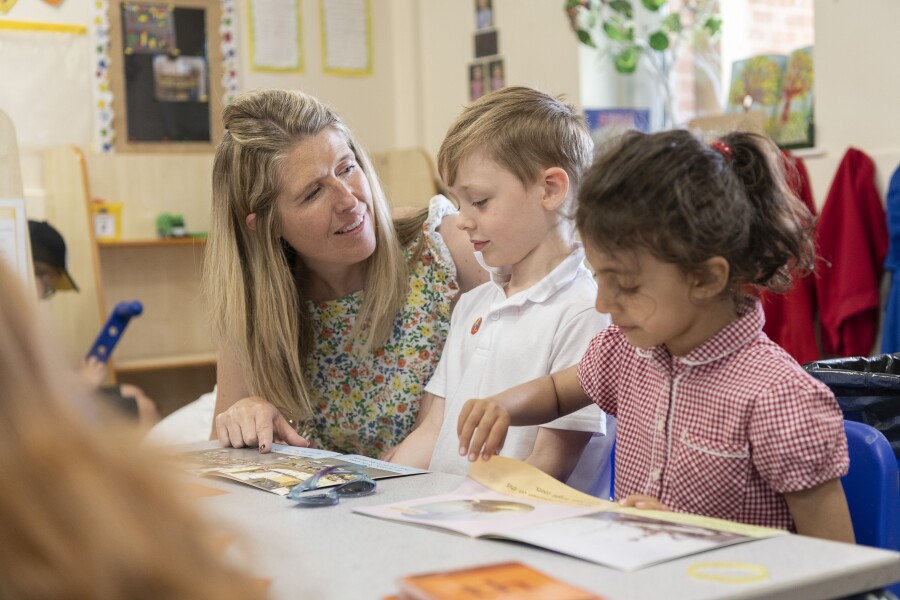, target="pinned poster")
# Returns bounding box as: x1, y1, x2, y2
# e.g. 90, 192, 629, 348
249, 0, 303, 72
0, 199, 30, 285
122, 2, 175, 54
321, 0, 371, 76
